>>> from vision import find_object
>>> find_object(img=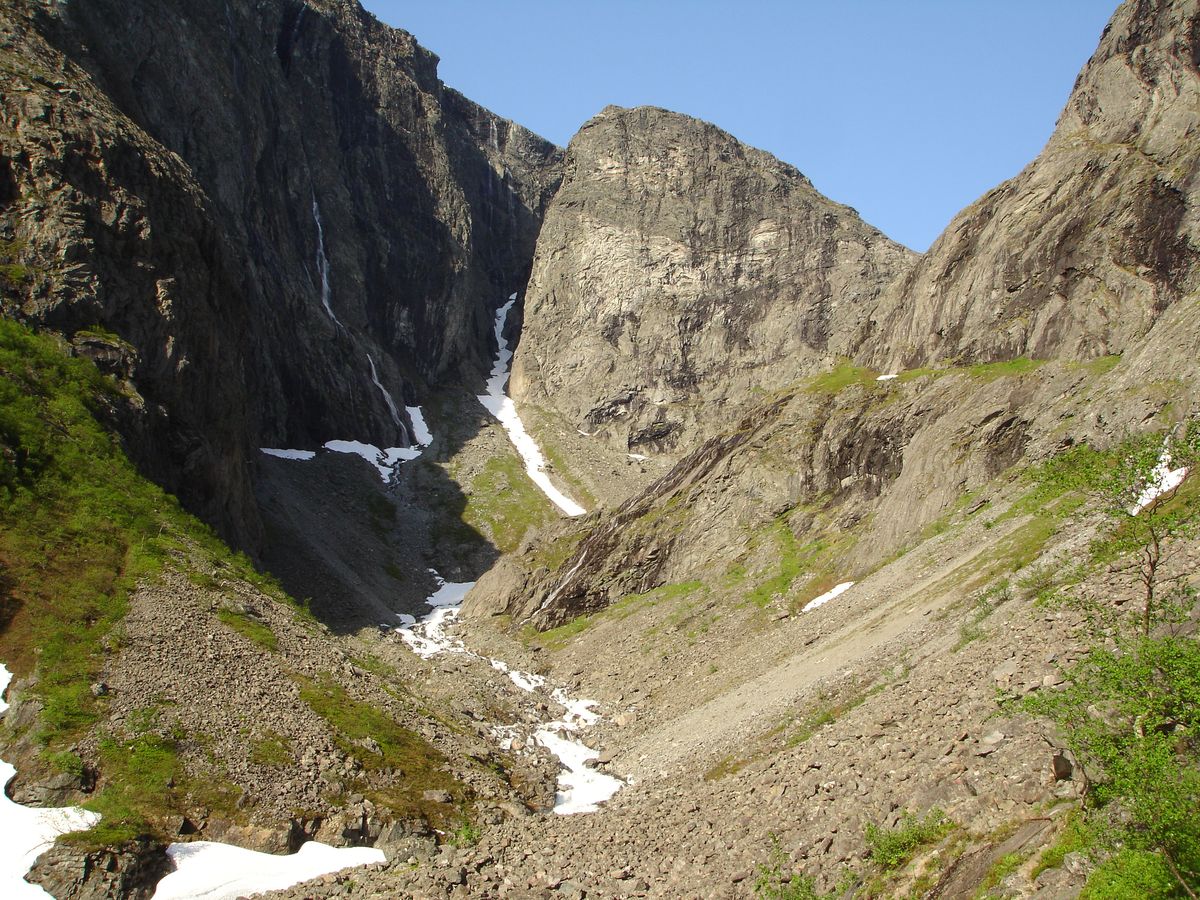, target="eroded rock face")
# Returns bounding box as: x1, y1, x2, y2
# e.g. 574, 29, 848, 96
27, 839, 171, 900
863, 0, 1200, 369
0, 0, 561, 547
510, 105, 914, 463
